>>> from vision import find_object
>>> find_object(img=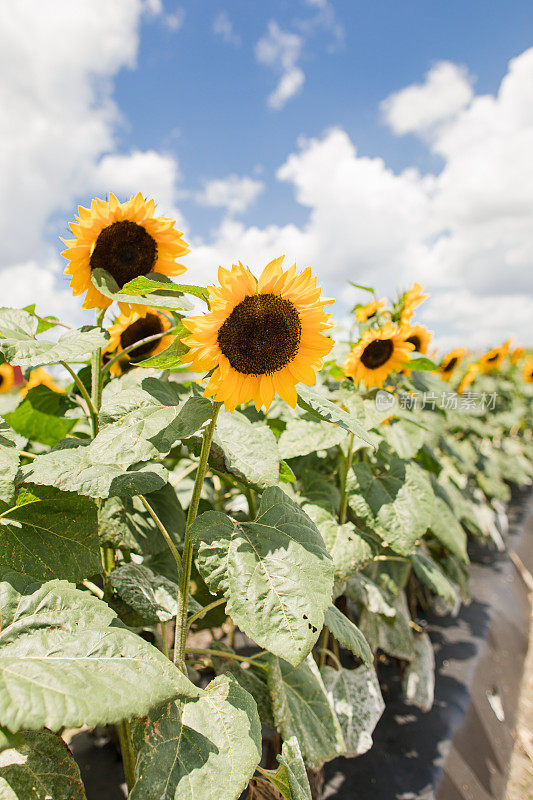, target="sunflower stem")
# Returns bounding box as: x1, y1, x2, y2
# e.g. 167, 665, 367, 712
186, 647, 268, 670
101, 327, 179, 374
338, 432, 355, 525
117, 720, 136, 792
245, 486, 257, 519
186, 596, 226, 631
138, 493, 182, 573
90, 308, 106, 434
173, 401, 222, 672
60, 360, 99, 434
